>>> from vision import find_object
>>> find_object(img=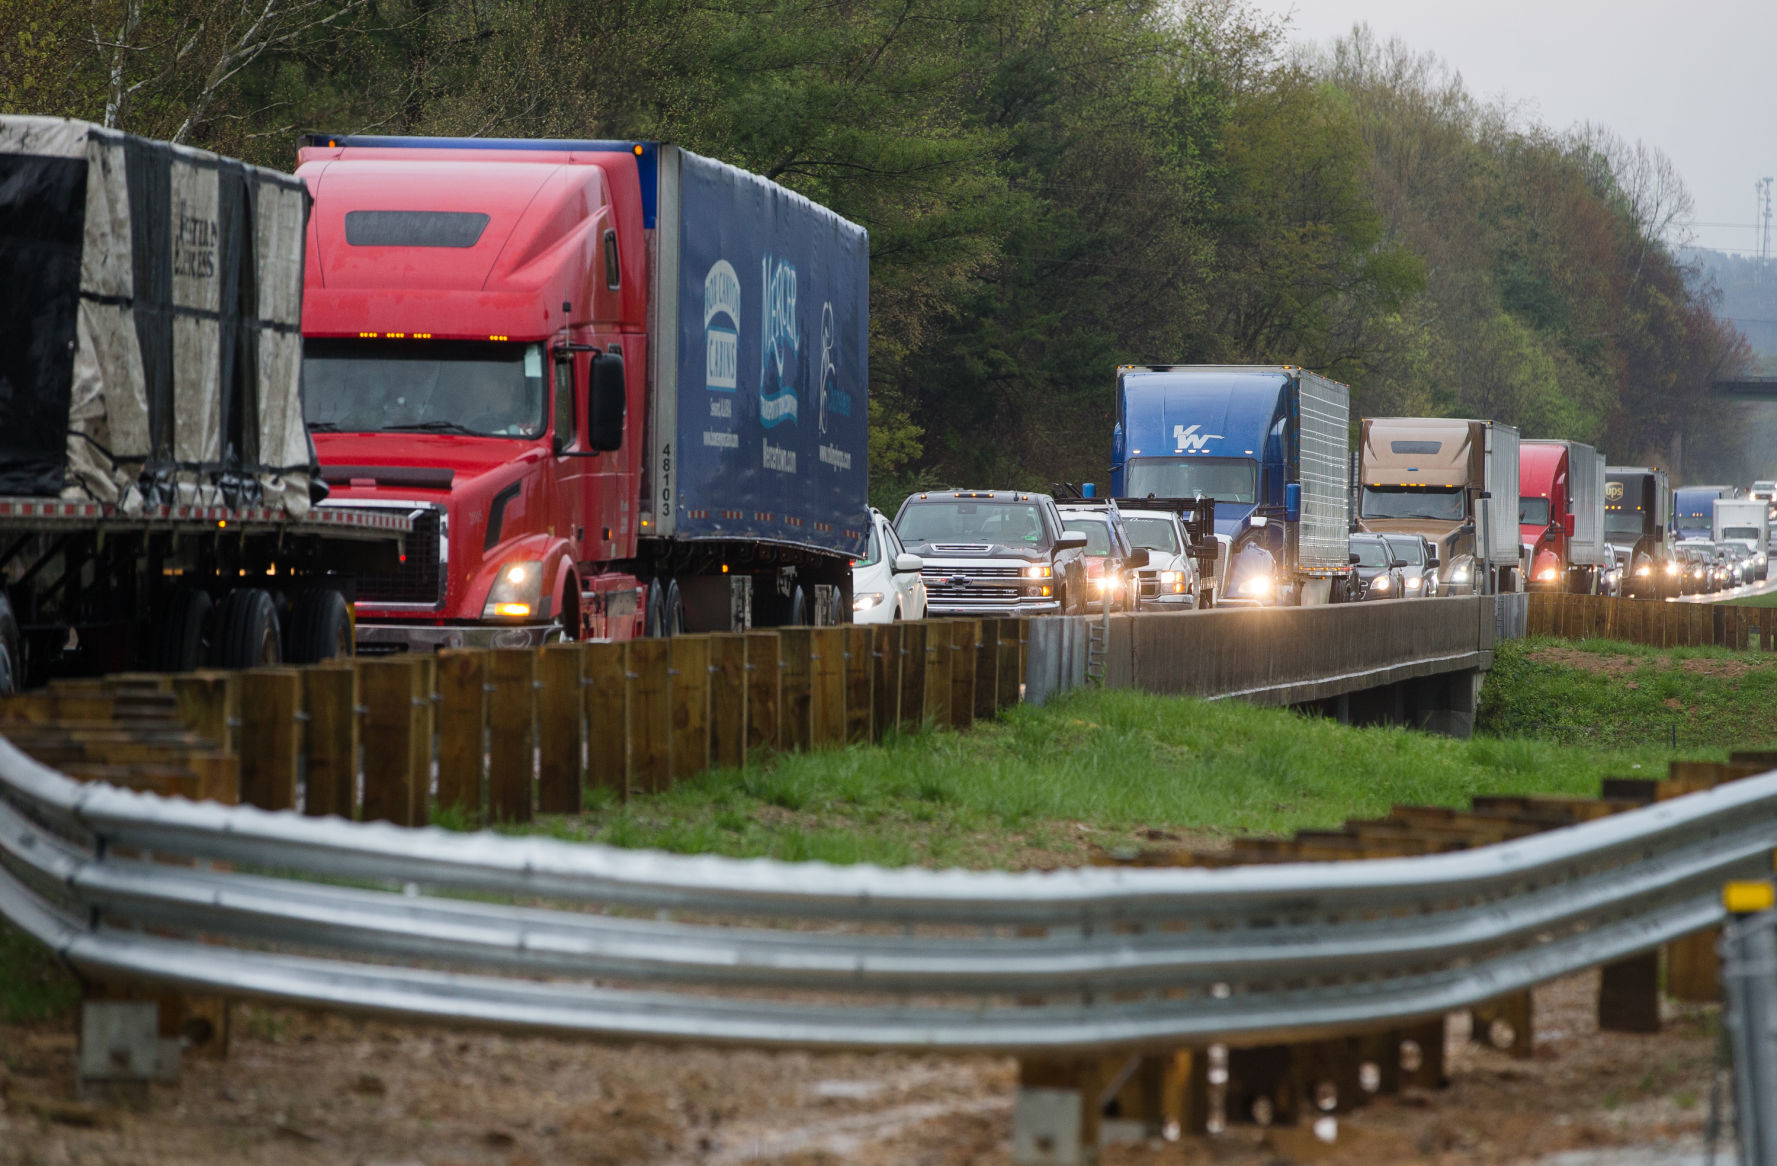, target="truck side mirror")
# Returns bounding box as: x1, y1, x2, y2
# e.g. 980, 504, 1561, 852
588, 352, 626, 452
1349, 552, 1361, 565
1427, 547, 1440, 566
1562, 513, 1576, 537
1055, 532, 1088, 551
1124, 548, 1149, 571
1284, 482, 1302, 524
